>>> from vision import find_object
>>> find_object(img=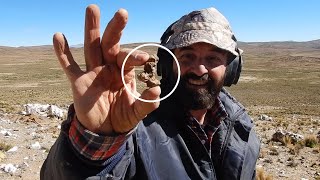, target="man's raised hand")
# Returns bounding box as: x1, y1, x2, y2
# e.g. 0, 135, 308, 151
53, 4, 160, 134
